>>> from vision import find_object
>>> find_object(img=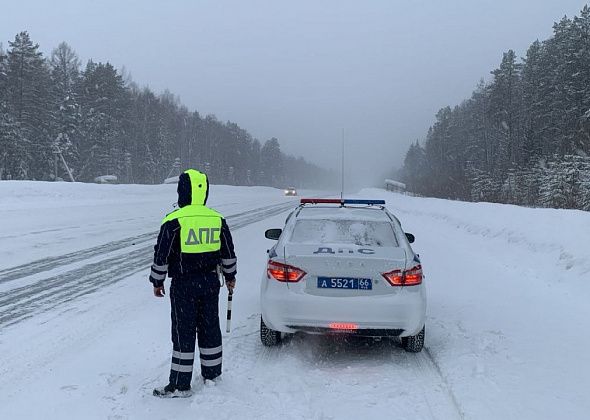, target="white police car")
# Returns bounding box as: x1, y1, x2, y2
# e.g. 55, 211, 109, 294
260, 199, 426, 352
